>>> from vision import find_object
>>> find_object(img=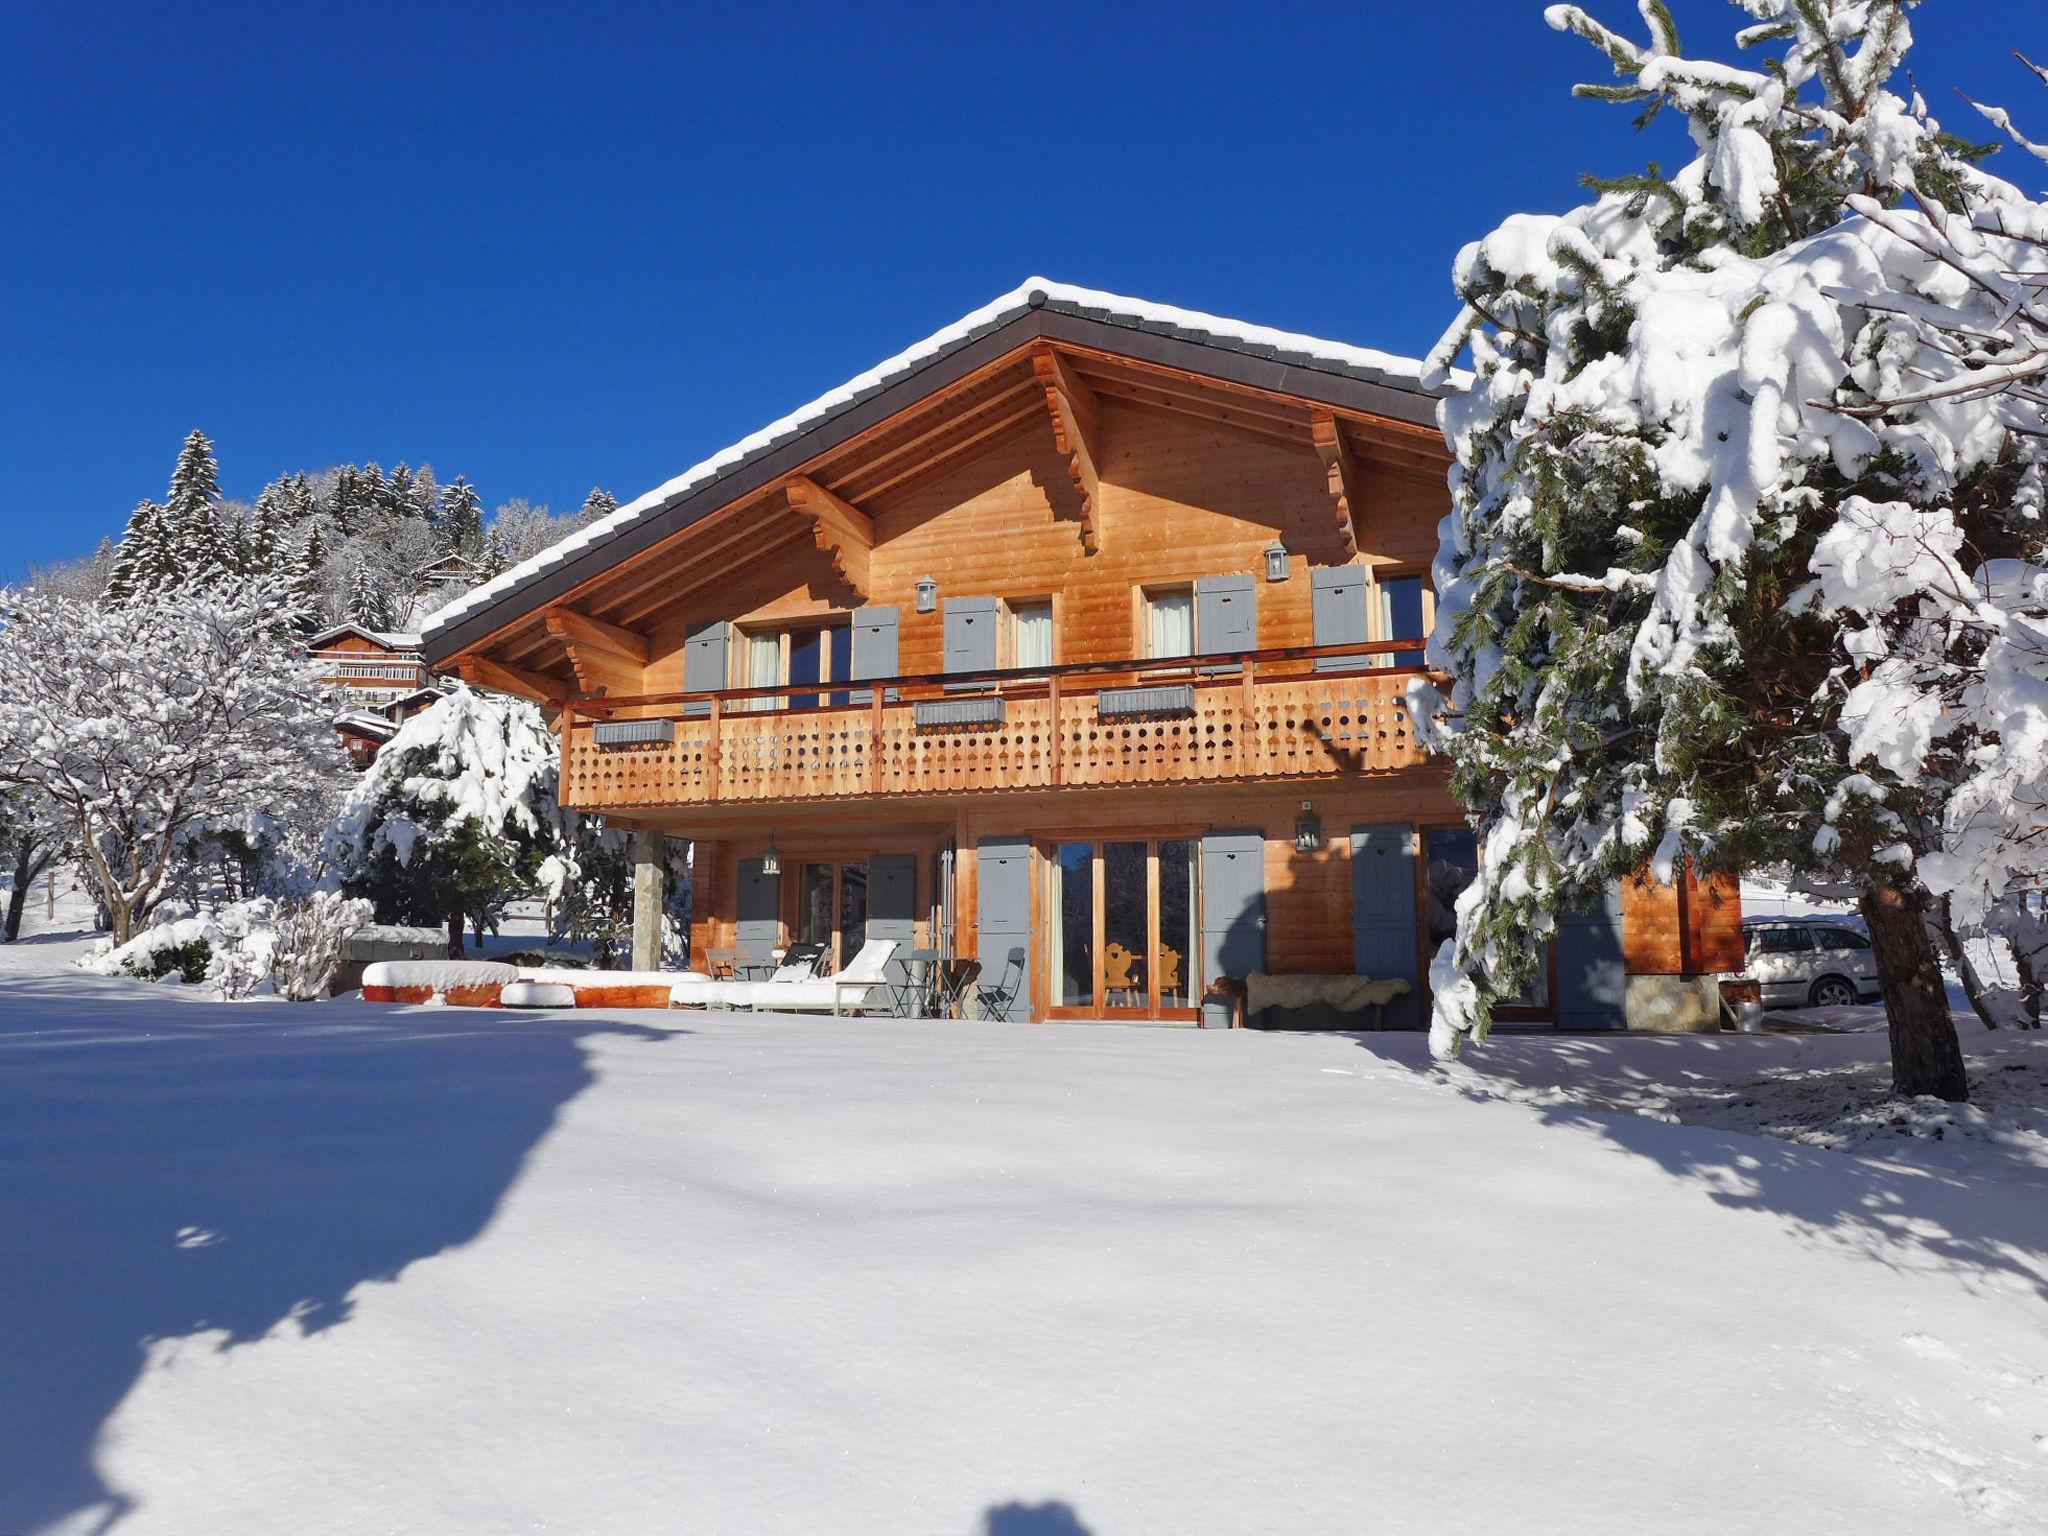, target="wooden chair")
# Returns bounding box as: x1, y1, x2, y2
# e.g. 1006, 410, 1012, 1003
705, 946, 737, 981
1104, 943, 1140, 1007
1156, 946, 1183, 1005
